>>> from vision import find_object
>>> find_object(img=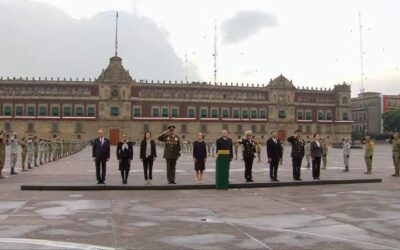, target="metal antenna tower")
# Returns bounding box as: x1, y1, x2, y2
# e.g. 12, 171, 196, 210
213, 19, 218, 84
115, 11, 119, 57
359, 11, 365, 93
